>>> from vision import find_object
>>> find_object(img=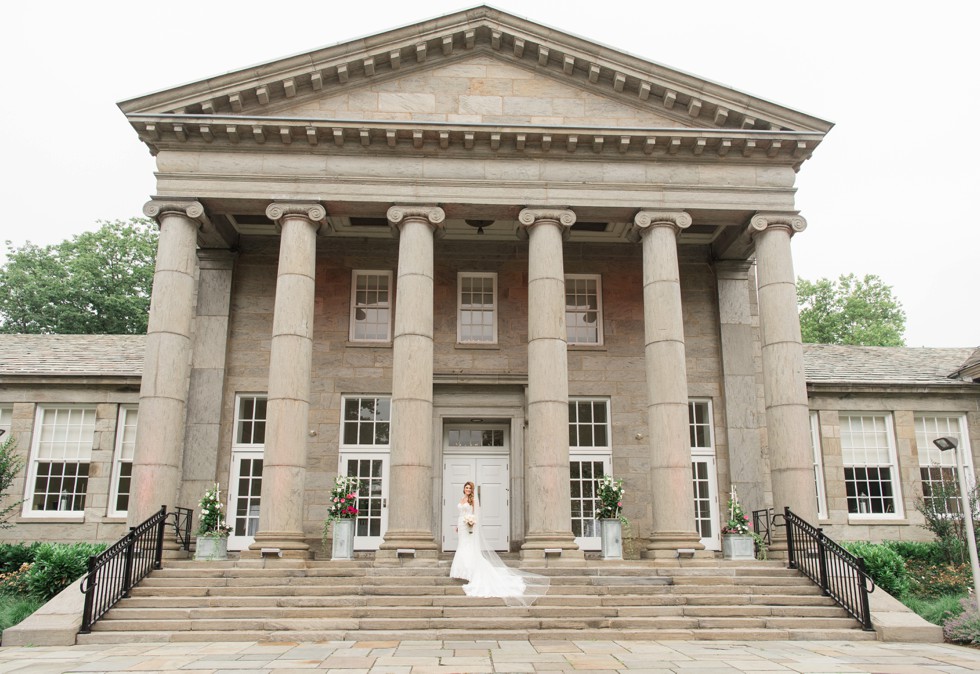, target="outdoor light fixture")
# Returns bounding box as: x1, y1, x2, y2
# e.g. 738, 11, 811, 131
933, 435, 980, 601
465, 219, 493, 235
